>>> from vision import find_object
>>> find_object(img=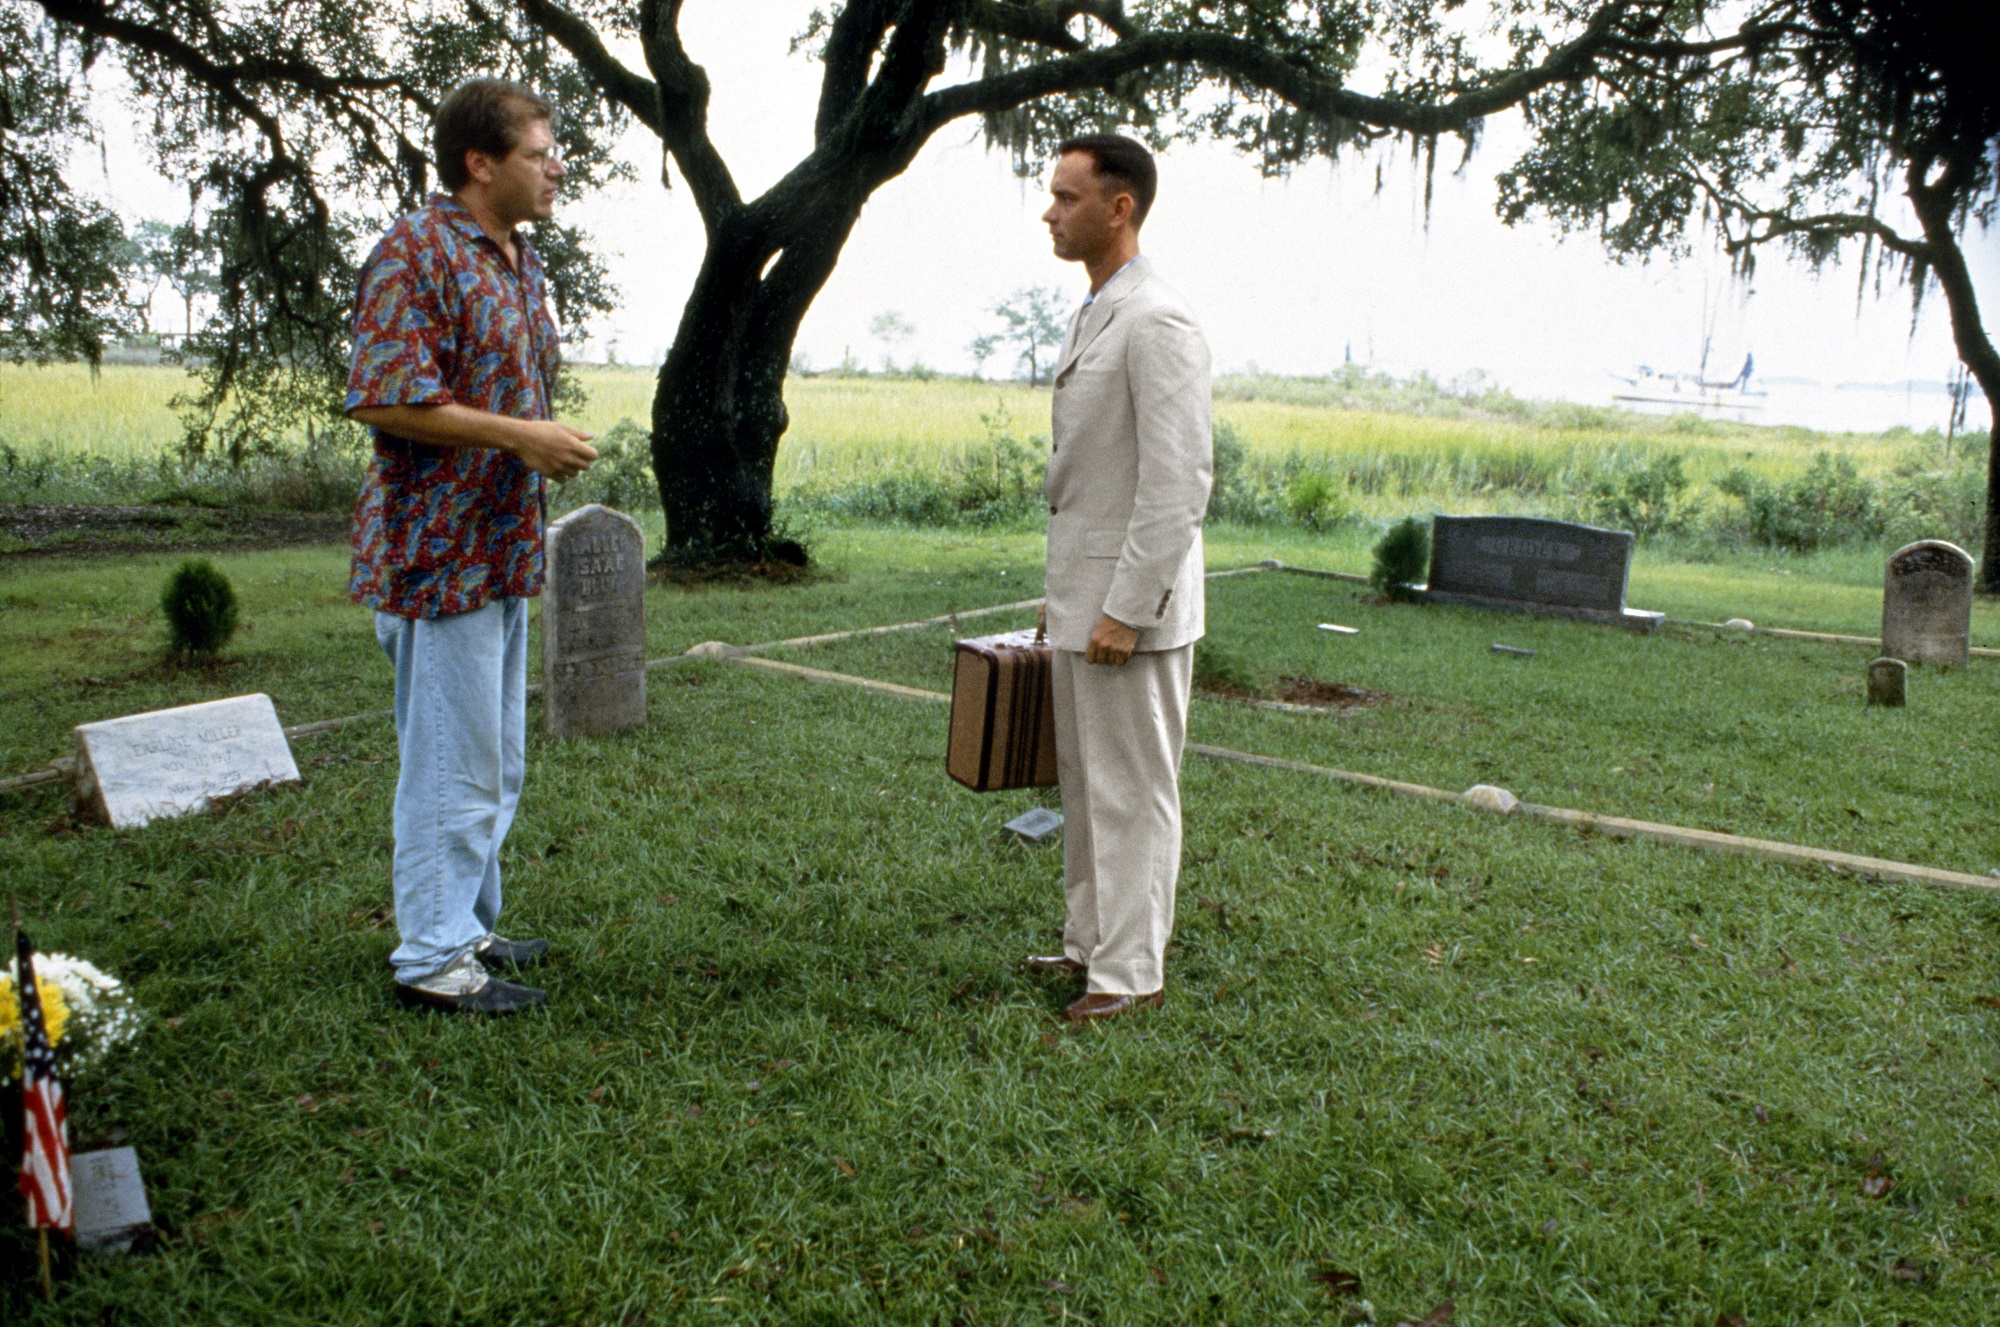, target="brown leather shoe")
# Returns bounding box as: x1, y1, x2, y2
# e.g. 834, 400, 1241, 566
1025, 954, 1087, 979
1065, 990, 1163, 1023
